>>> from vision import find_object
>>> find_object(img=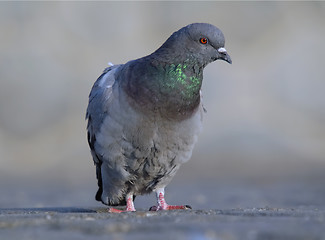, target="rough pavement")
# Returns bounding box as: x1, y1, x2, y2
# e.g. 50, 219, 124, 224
1, 180, 325, 240
1, 207, 325, 240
